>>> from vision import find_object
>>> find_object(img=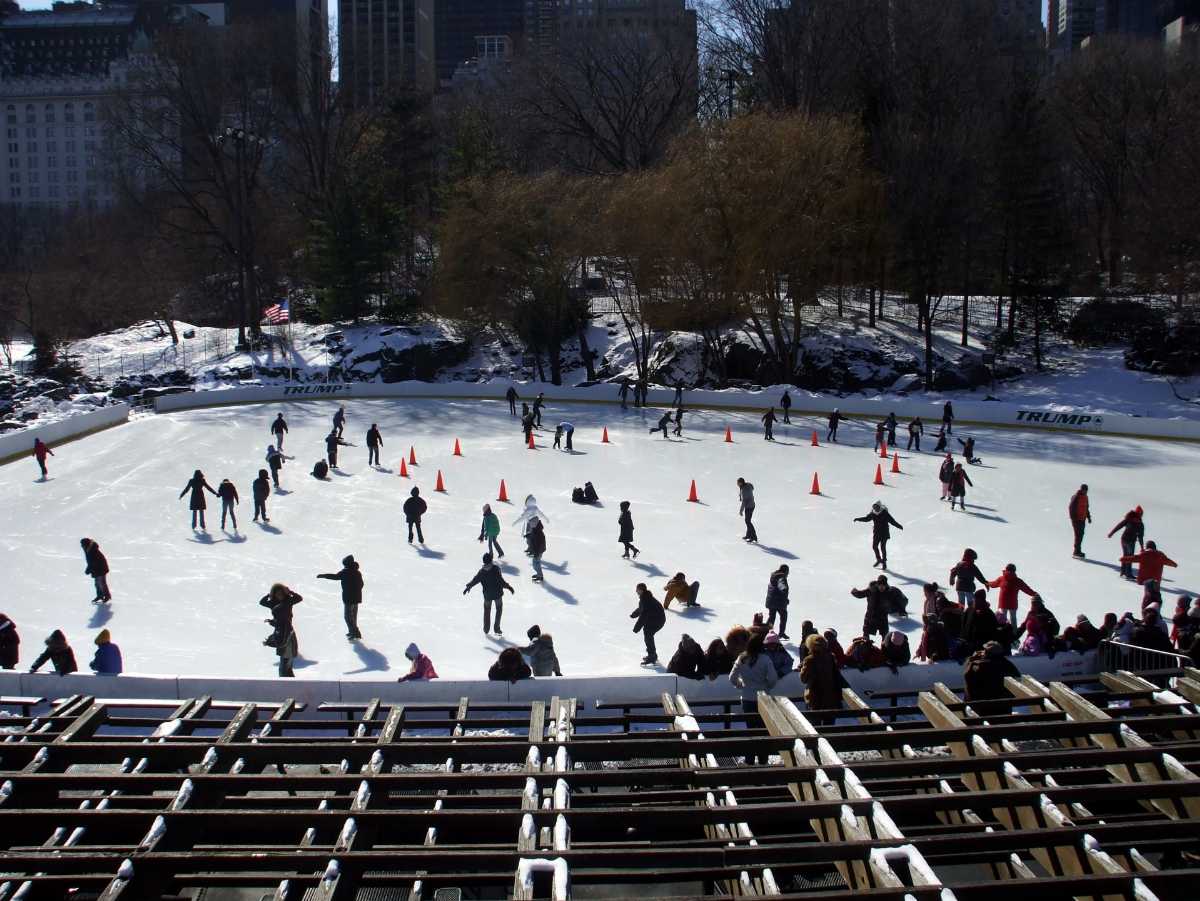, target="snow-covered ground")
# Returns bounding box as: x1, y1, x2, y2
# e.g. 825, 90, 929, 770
0, 398, 1194, 680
